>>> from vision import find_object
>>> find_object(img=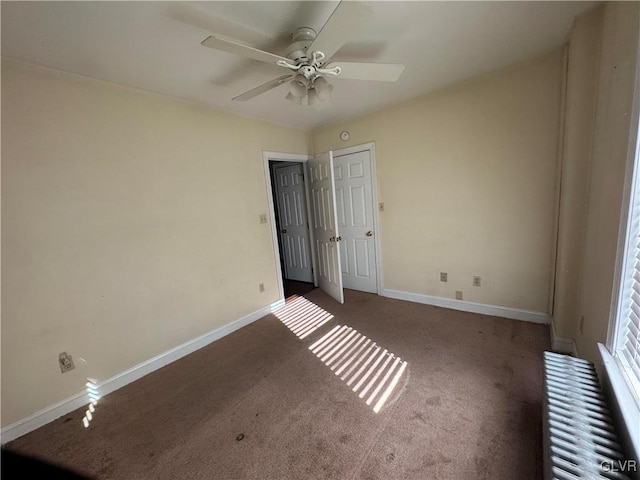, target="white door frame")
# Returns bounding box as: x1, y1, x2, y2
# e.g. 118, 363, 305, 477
263, 151, 316, 304
331, 142, 383, 295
